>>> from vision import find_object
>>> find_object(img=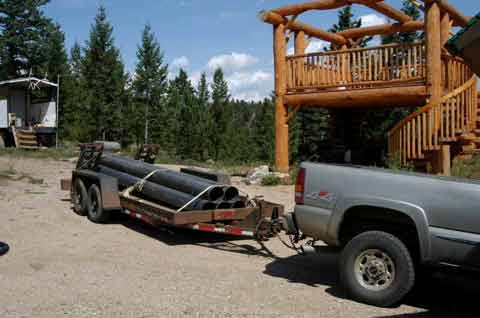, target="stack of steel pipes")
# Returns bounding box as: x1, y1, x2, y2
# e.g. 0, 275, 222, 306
96, 154, 246, 211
